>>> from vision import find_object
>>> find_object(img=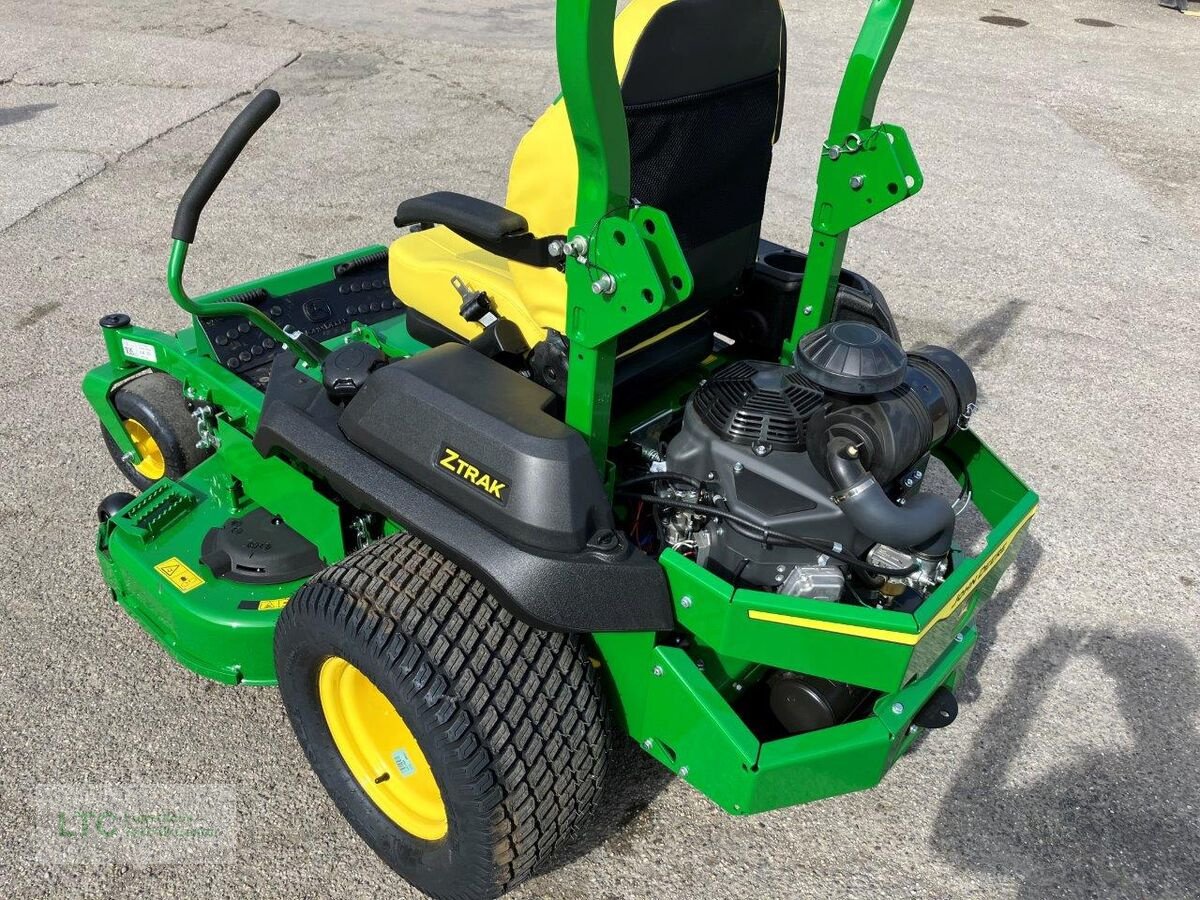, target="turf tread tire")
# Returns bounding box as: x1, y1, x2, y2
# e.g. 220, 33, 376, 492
275, 532, 610, 900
